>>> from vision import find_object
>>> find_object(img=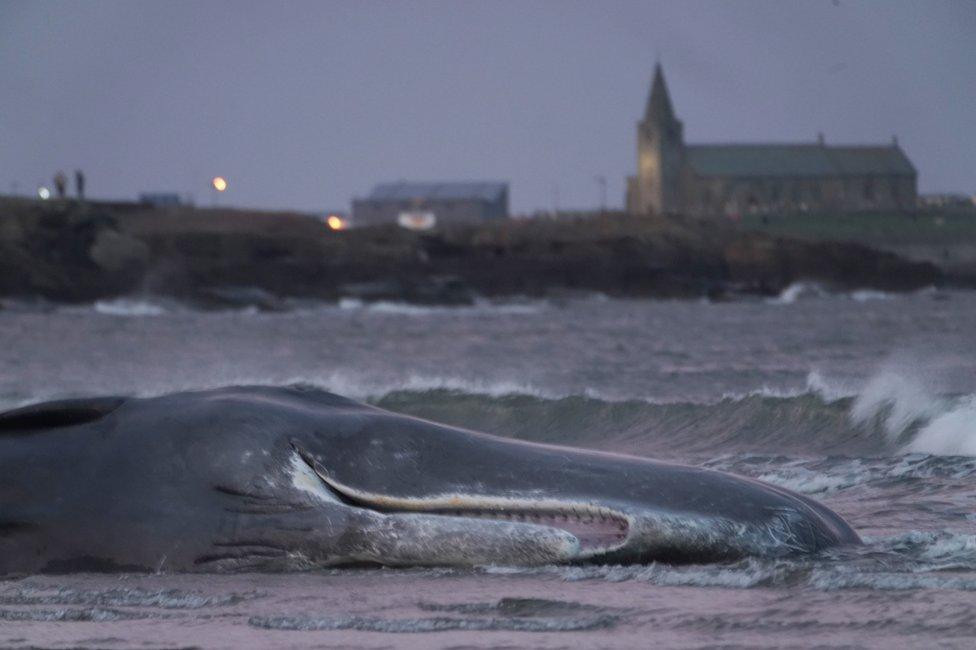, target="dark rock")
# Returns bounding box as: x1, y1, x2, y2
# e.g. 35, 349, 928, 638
0, 199, 945, 305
